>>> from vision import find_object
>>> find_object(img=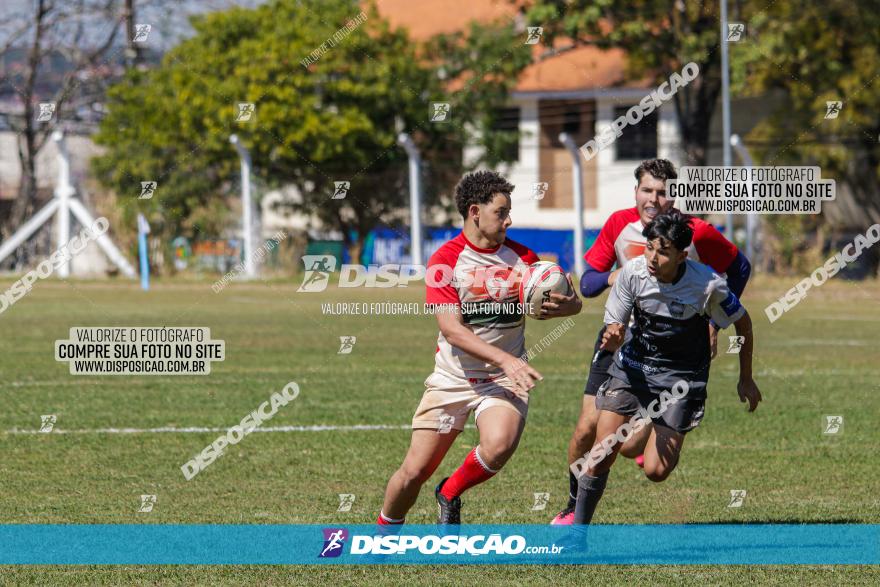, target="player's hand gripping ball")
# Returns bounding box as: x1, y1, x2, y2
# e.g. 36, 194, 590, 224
519, 261, 572, 320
